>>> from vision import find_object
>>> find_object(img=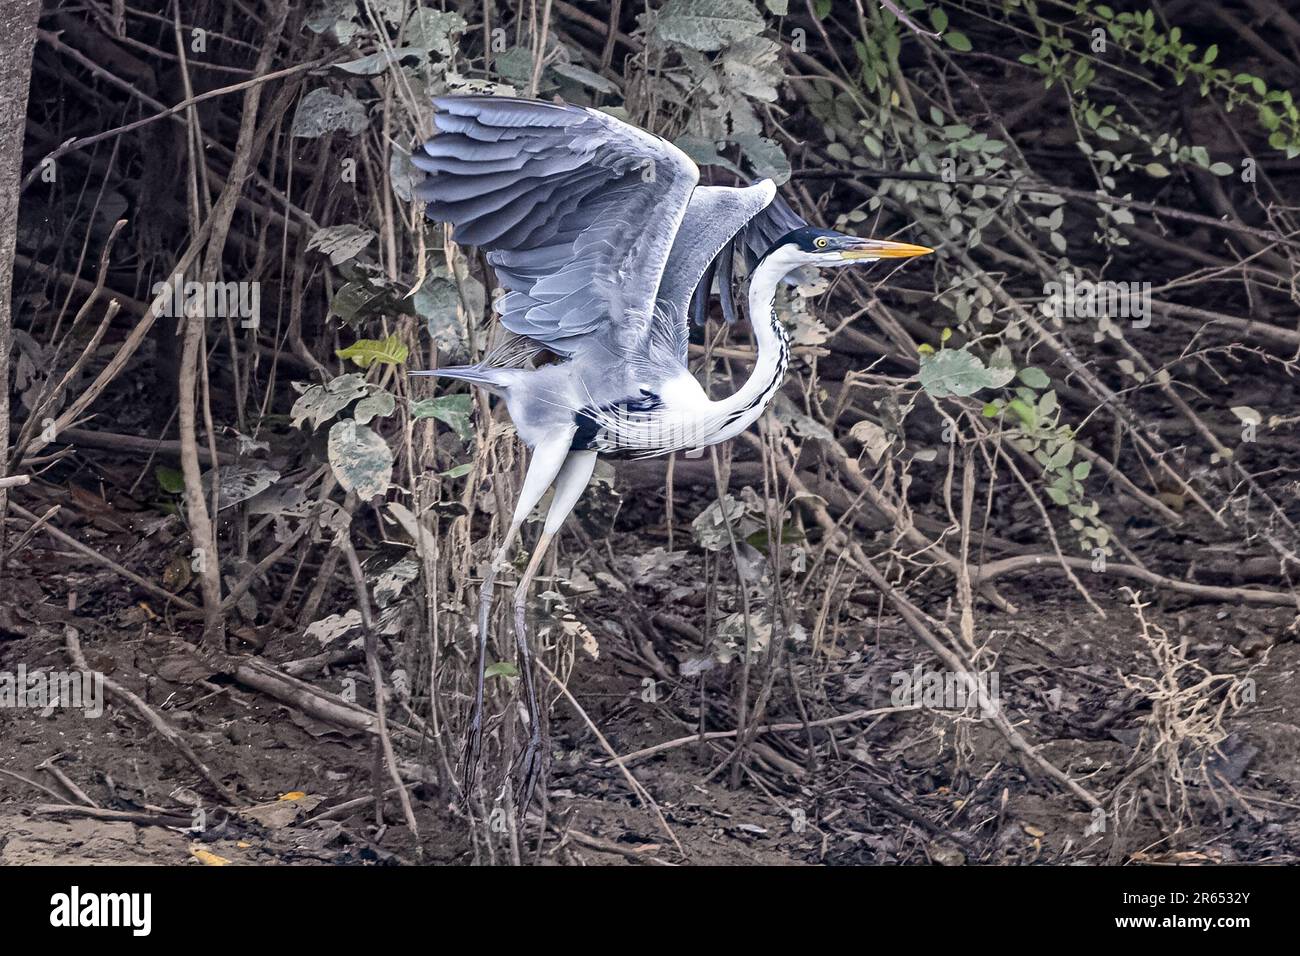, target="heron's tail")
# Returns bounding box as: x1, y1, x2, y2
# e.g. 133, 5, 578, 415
410, 365, 512, 396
